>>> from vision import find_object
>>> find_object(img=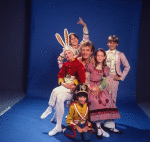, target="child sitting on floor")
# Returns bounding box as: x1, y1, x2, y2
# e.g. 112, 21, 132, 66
63, 84, 93, 141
